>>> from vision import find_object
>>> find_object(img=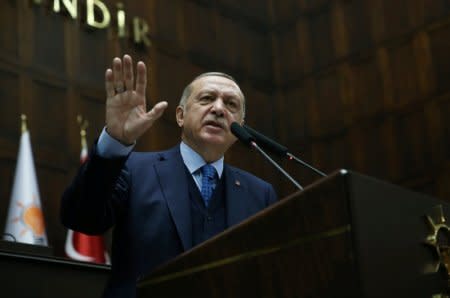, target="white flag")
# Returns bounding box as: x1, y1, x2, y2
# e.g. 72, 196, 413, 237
3, 130, 48, 246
